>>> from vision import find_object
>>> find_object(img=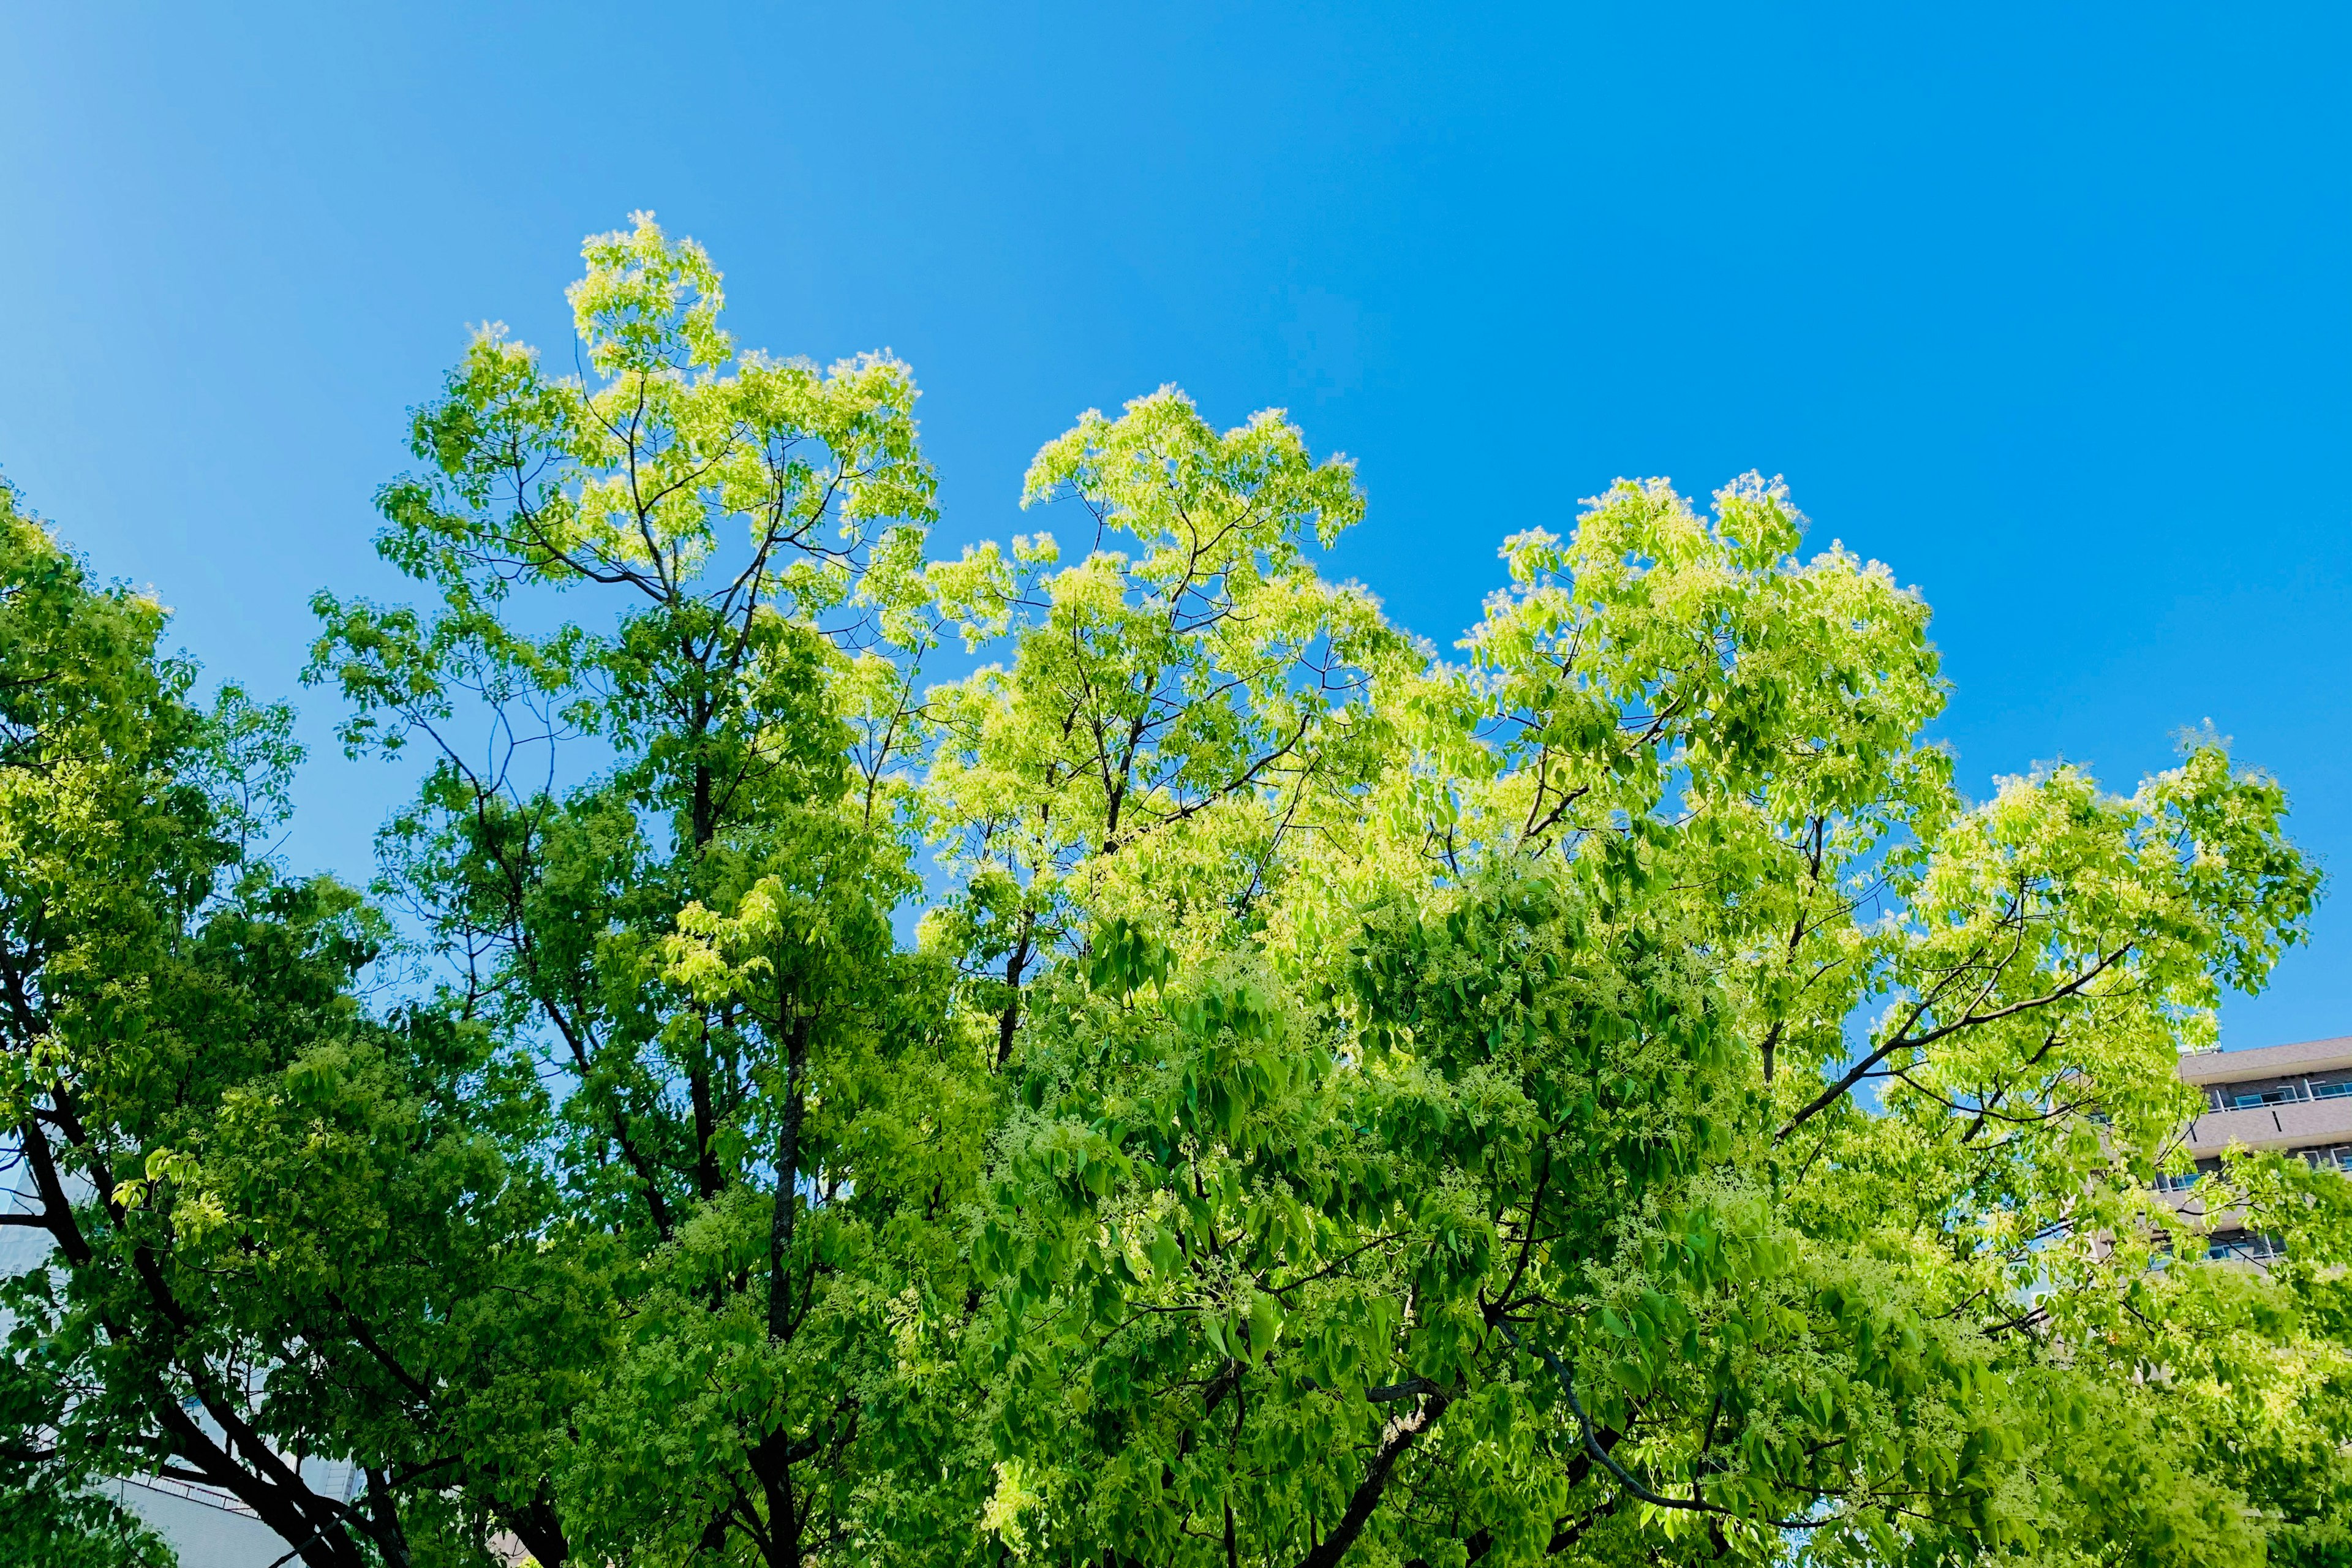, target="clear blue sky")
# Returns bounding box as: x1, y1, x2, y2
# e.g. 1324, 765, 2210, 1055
3, 4, 2346, 1046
